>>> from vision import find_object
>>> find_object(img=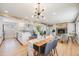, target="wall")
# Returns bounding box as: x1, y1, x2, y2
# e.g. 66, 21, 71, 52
67, 23, 75, 36
76, 22, 79, 35
76, 16, 79, 36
